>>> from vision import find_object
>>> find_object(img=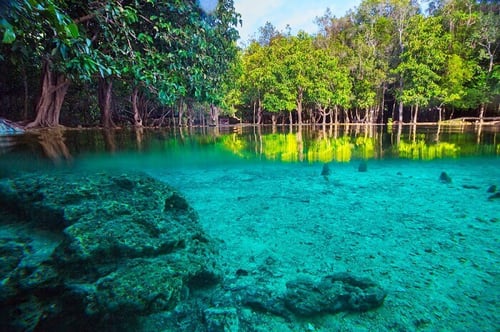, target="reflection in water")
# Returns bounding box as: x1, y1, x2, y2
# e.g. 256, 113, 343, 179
0, 125, 498, 166
0, 136, 16, 155
37, 129, 72, 164
102, 129, 117, 152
